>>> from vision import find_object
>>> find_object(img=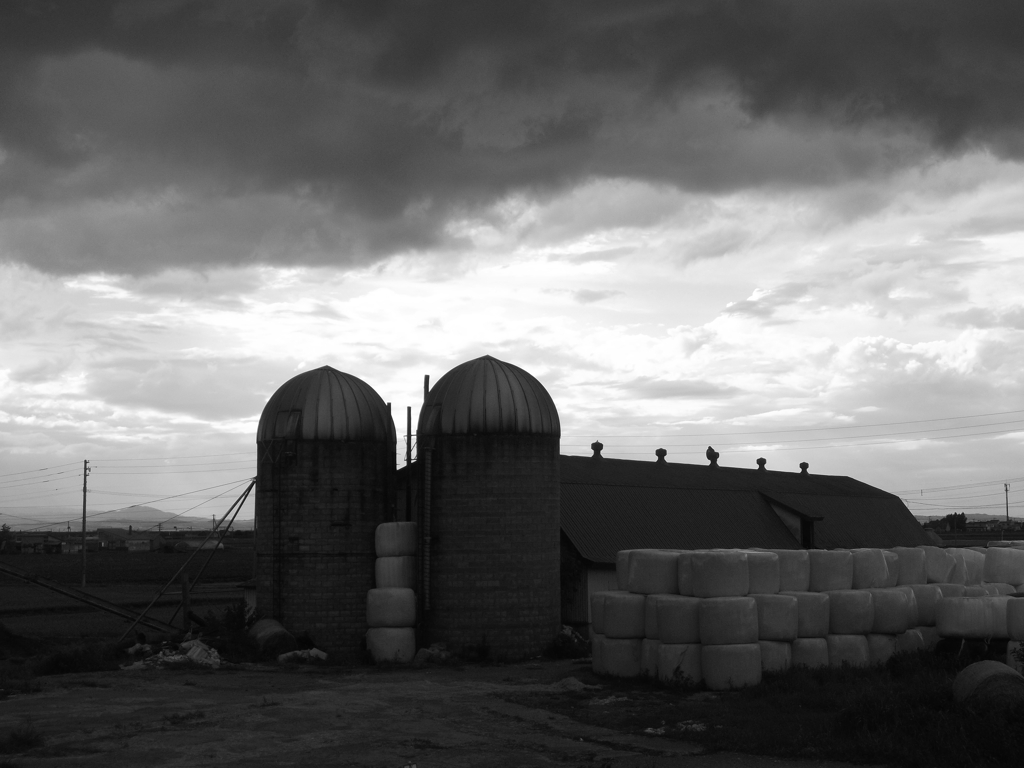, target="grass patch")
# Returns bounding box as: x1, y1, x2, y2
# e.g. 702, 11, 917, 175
0, 723, 43, 754
507, 650, 1024, 768
164, 710, 206, 725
